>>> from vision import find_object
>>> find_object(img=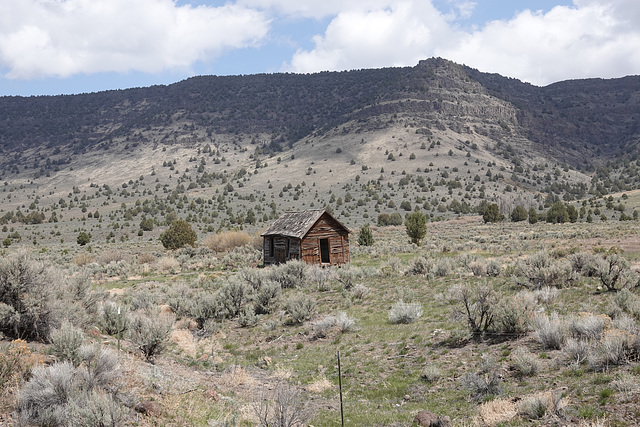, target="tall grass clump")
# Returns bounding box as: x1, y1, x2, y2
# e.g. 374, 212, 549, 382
203, 231, 252, 252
